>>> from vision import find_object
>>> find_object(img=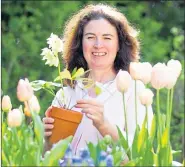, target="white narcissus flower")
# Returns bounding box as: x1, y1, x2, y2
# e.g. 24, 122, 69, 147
7, 109, 22, 127
17, 78, 34, 102
116, 70, 132, 93
140, 62, 153, 84
151, 63, 167, 90
28, 95, 40, 114
129, 62, 142, 80
2, 95, 12, 112
167, 59, 182, 78
47, 33, 63, 53
139, 88, 154, 106
41, 48, 59, 67
164, 67, 177, 89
